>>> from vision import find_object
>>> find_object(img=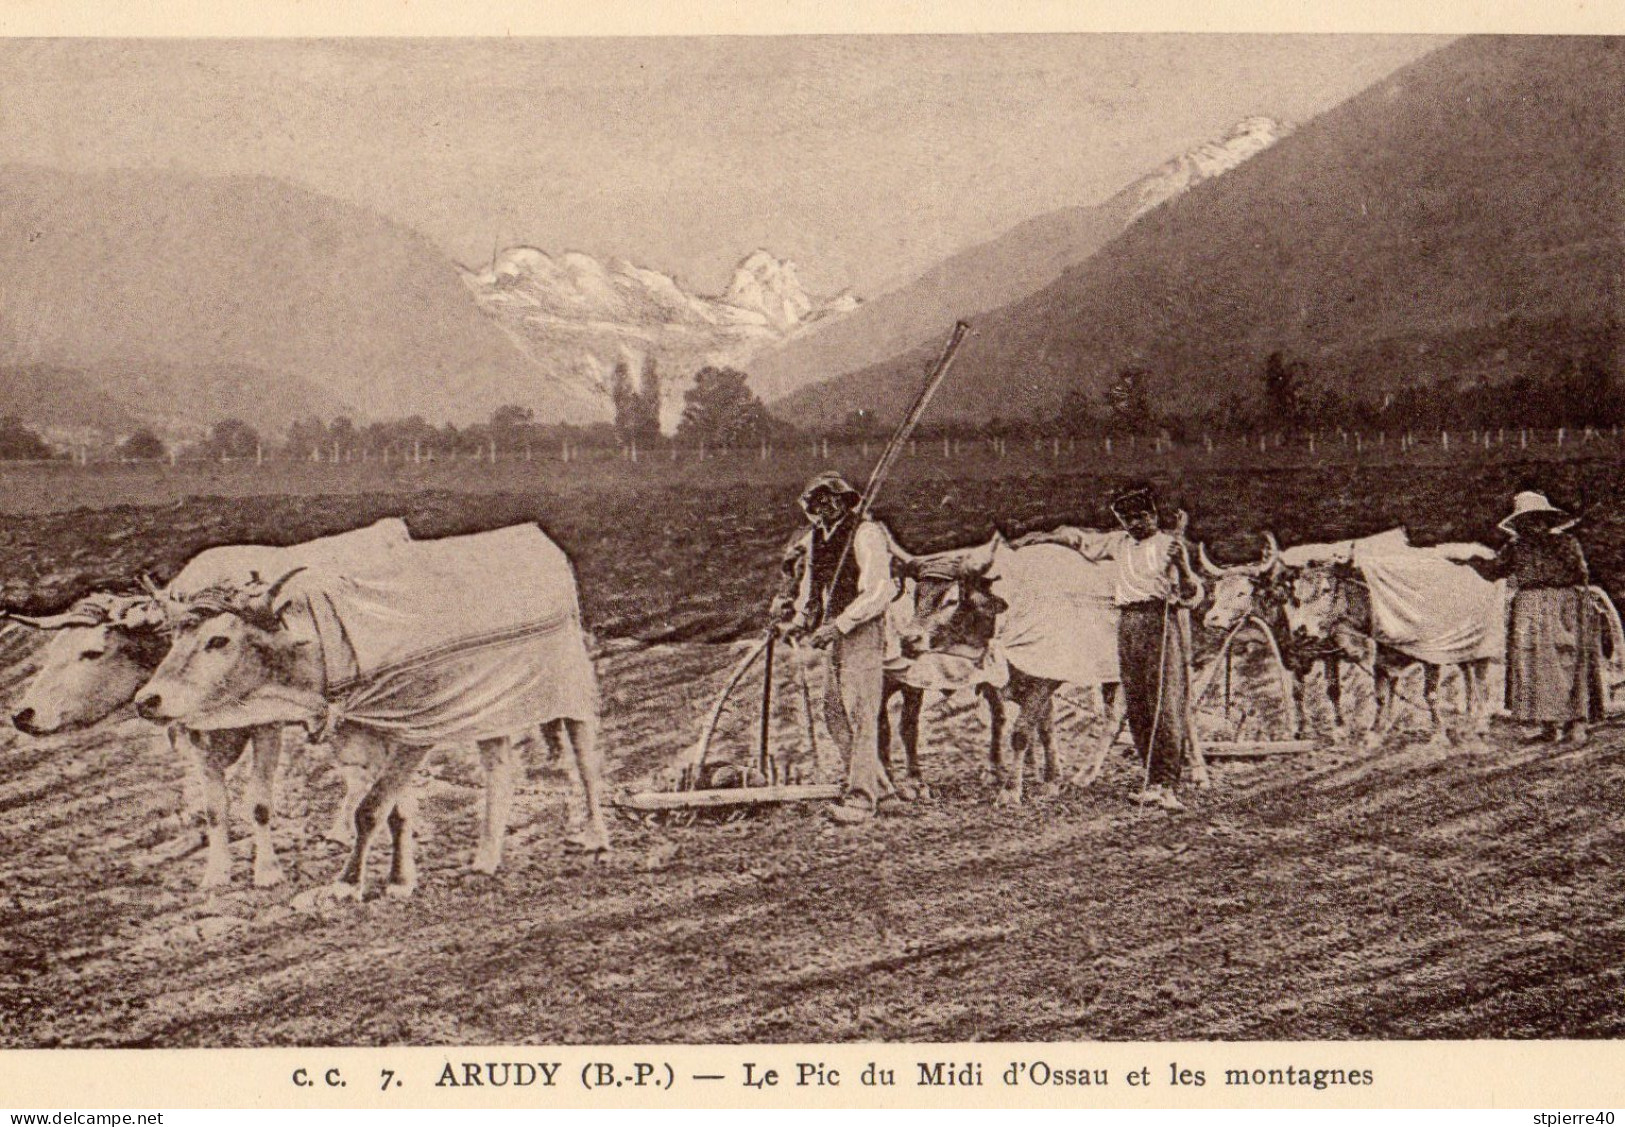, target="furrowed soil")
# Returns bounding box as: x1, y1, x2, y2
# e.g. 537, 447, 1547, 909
0, 458, 1622, 1045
